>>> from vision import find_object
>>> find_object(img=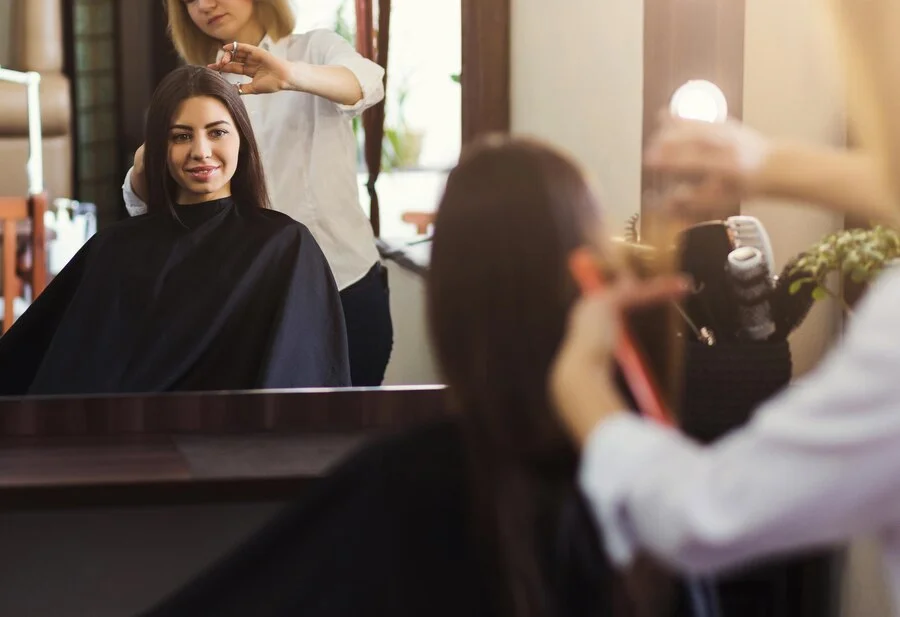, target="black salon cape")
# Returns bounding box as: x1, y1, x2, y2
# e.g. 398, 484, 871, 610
0, 197, 350, 394
139, 420, 621, 617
